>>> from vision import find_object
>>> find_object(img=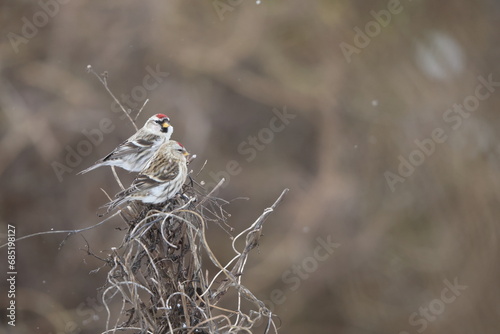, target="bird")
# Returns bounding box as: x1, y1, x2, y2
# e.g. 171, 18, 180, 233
78, 113, 173, 174
104, 140, 190, 212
